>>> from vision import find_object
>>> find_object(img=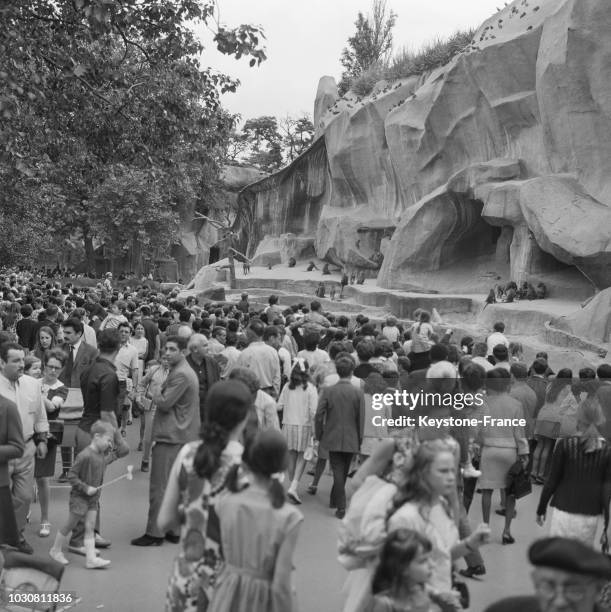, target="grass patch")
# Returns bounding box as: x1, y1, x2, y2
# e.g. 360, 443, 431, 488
347, 29, 474, 97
